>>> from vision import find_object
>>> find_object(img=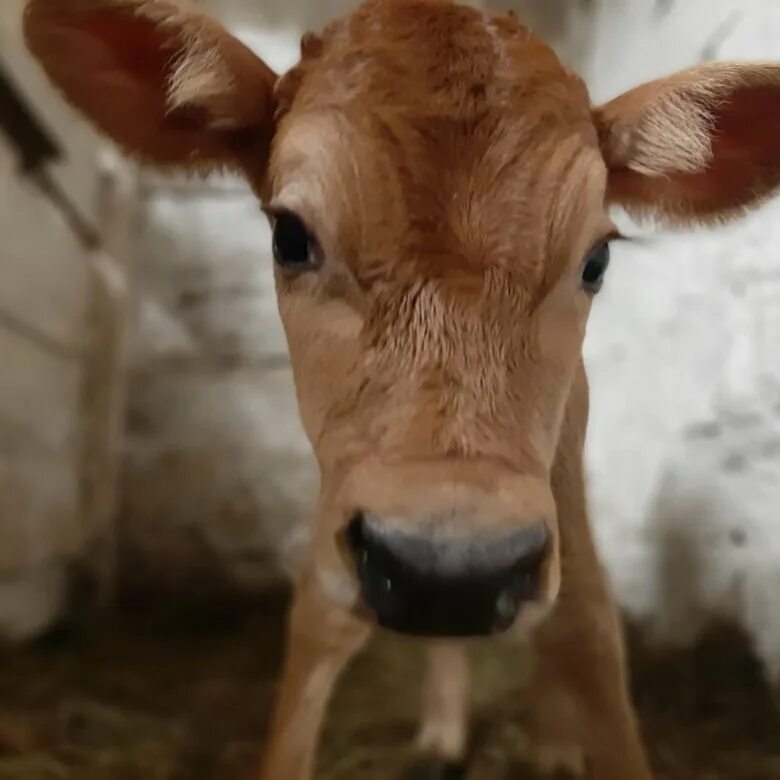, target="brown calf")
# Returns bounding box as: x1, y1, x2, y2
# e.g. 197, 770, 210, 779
23, 1, 780, 778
